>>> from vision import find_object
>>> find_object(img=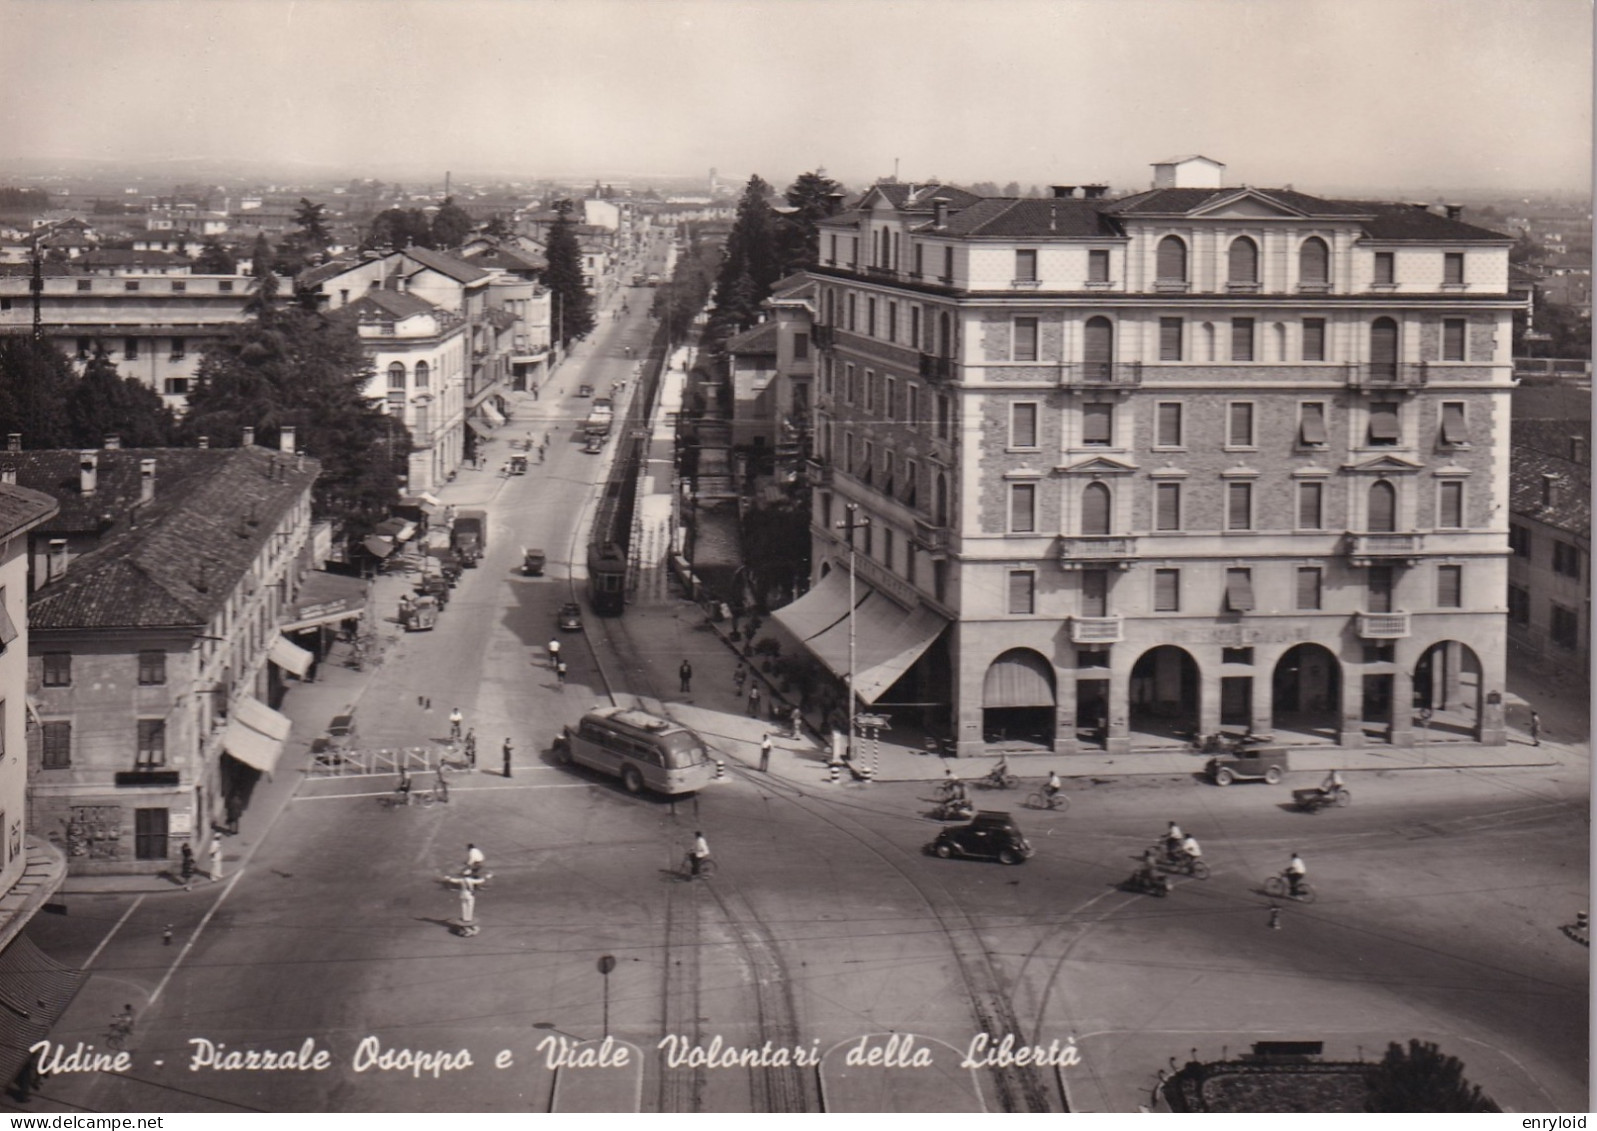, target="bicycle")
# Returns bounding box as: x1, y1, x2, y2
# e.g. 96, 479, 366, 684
1025, 789, 1069, 812
379, 787, 439, 809
977, 766, 1018, 790
106, 1009, 135, 1051
1149, 844, 1210, 879
1264, 872, 1316, 903
934, 779, 967, 802
681, 853, 718, 880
